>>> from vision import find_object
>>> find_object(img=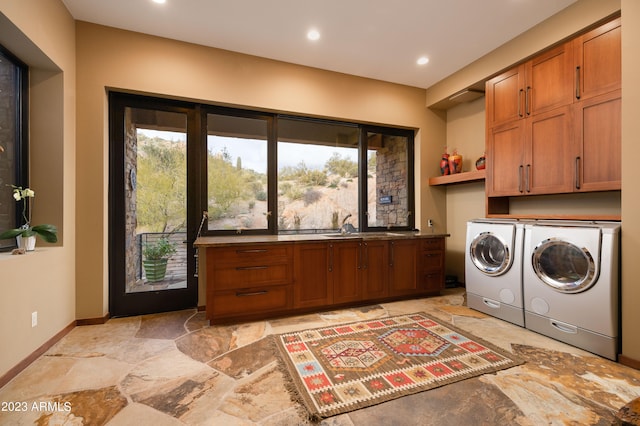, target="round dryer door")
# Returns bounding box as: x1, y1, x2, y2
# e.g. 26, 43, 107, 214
470, 232, 512, 276
532, 238, 596, 293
